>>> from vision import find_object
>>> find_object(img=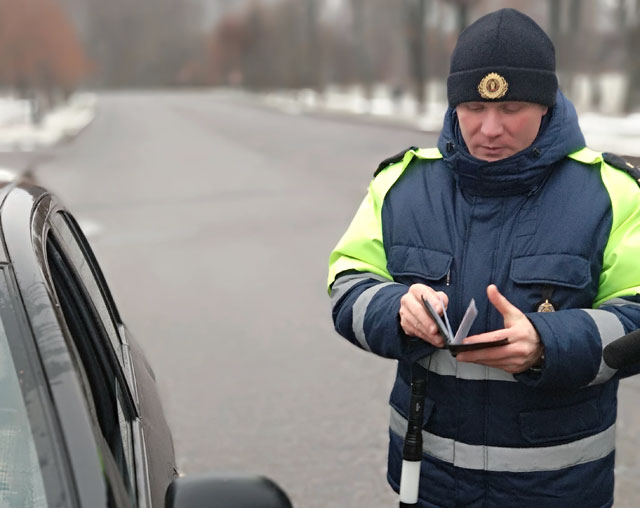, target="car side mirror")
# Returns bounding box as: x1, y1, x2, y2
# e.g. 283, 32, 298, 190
164, 473, 293, 508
